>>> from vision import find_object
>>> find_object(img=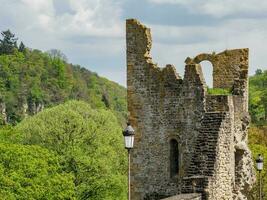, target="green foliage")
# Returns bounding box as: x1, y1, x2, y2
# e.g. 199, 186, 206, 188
241, 68, 267, 198
15, 100, 127, 200
0, 47, 126, 125
0, 142, 75, 199
249, 69, 267, 123
0, 30, 130, 200
18, 42, 25, 53
255, 69, 263, 75
247, 144, 267, 200
0, 126, 21, 143
0, 30, 18, 55
0, 32, 128, 198
248, 126, 267, 146
207, 87, 232, 95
